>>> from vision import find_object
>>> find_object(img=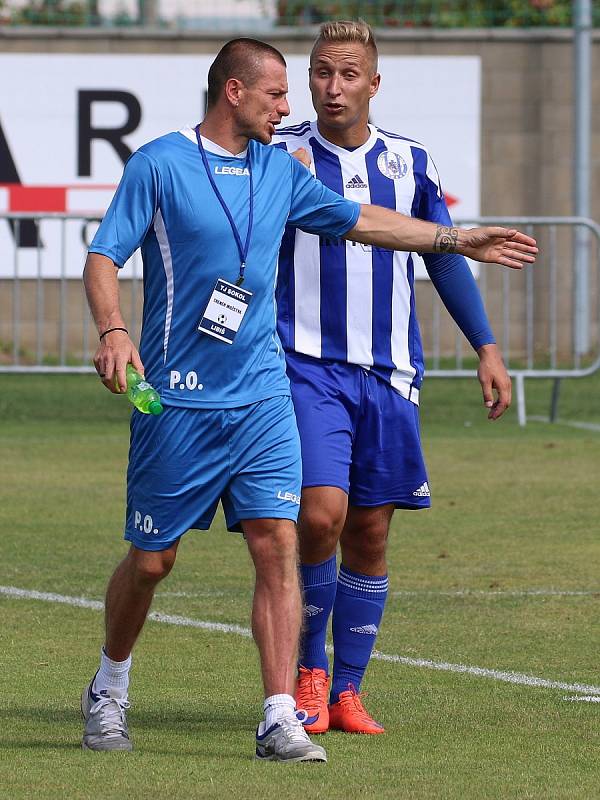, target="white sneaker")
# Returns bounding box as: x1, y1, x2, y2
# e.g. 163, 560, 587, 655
255, 711, 327, 762
81, 679, 133, 751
